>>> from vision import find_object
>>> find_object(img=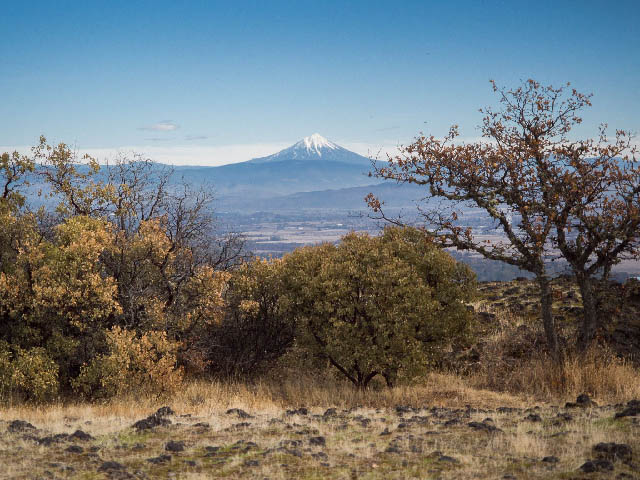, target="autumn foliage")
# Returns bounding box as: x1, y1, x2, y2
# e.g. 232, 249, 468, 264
369, 79, 640, 357
0, 137, 480, 402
